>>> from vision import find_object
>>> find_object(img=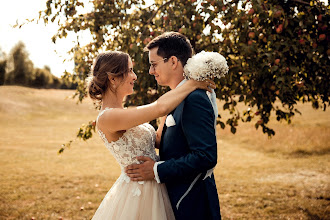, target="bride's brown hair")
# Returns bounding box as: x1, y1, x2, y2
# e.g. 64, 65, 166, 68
87, 51, 129, 101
